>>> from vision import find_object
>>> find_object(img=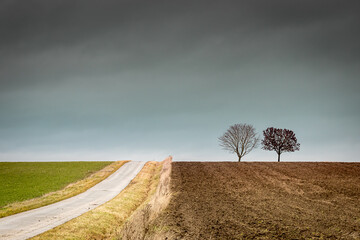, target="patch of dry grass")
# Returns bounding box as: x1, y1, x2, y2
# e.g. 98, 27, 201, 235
120, 157, 172, 240
31, 161, 162, 240
0, 161, 128, 218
